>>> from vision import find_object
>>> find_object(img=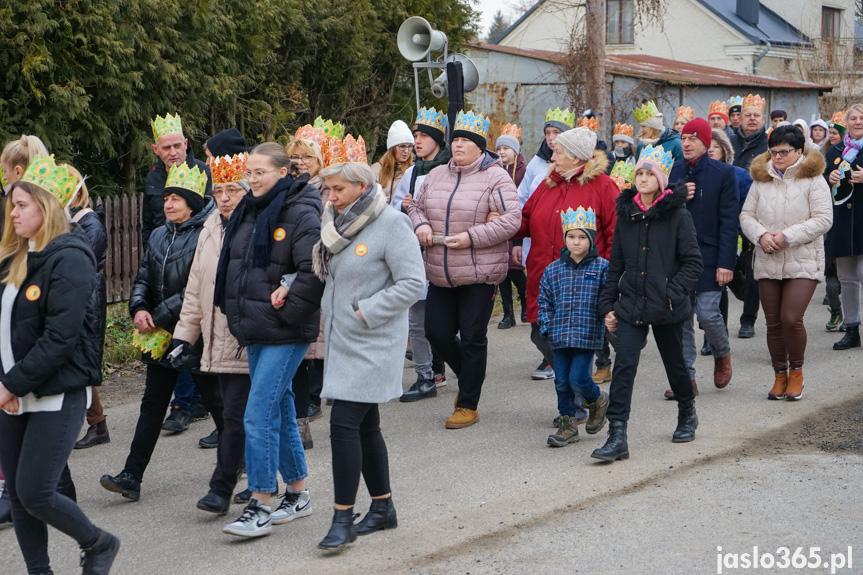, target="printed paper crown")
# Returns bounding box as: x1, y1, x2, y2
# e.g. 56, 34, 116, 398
676, 106, 695, 120
165, 163, 207, 198
709, 100, 729, 116
210, 153, 248, 185
633, 101, 660, 124
21, 155, 78, 208
614, 123, 634, 138
295, 124, 326, 145
133, 328, 173, 360
578, 116, 599, 132
561, 206, 597, 234
638, 145, 674, 176
742, 94, 766, 111
151, 113, 183, 142
727, 95, 744, 107
831, 110, 847, 129
312, 117, 345, 140
323, 134, 368, 167
545, 108, 576, 128
415, 107, 448, 134
454, 110, 491, 139
610, 161, 635, 186
499, 123, 521, 141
